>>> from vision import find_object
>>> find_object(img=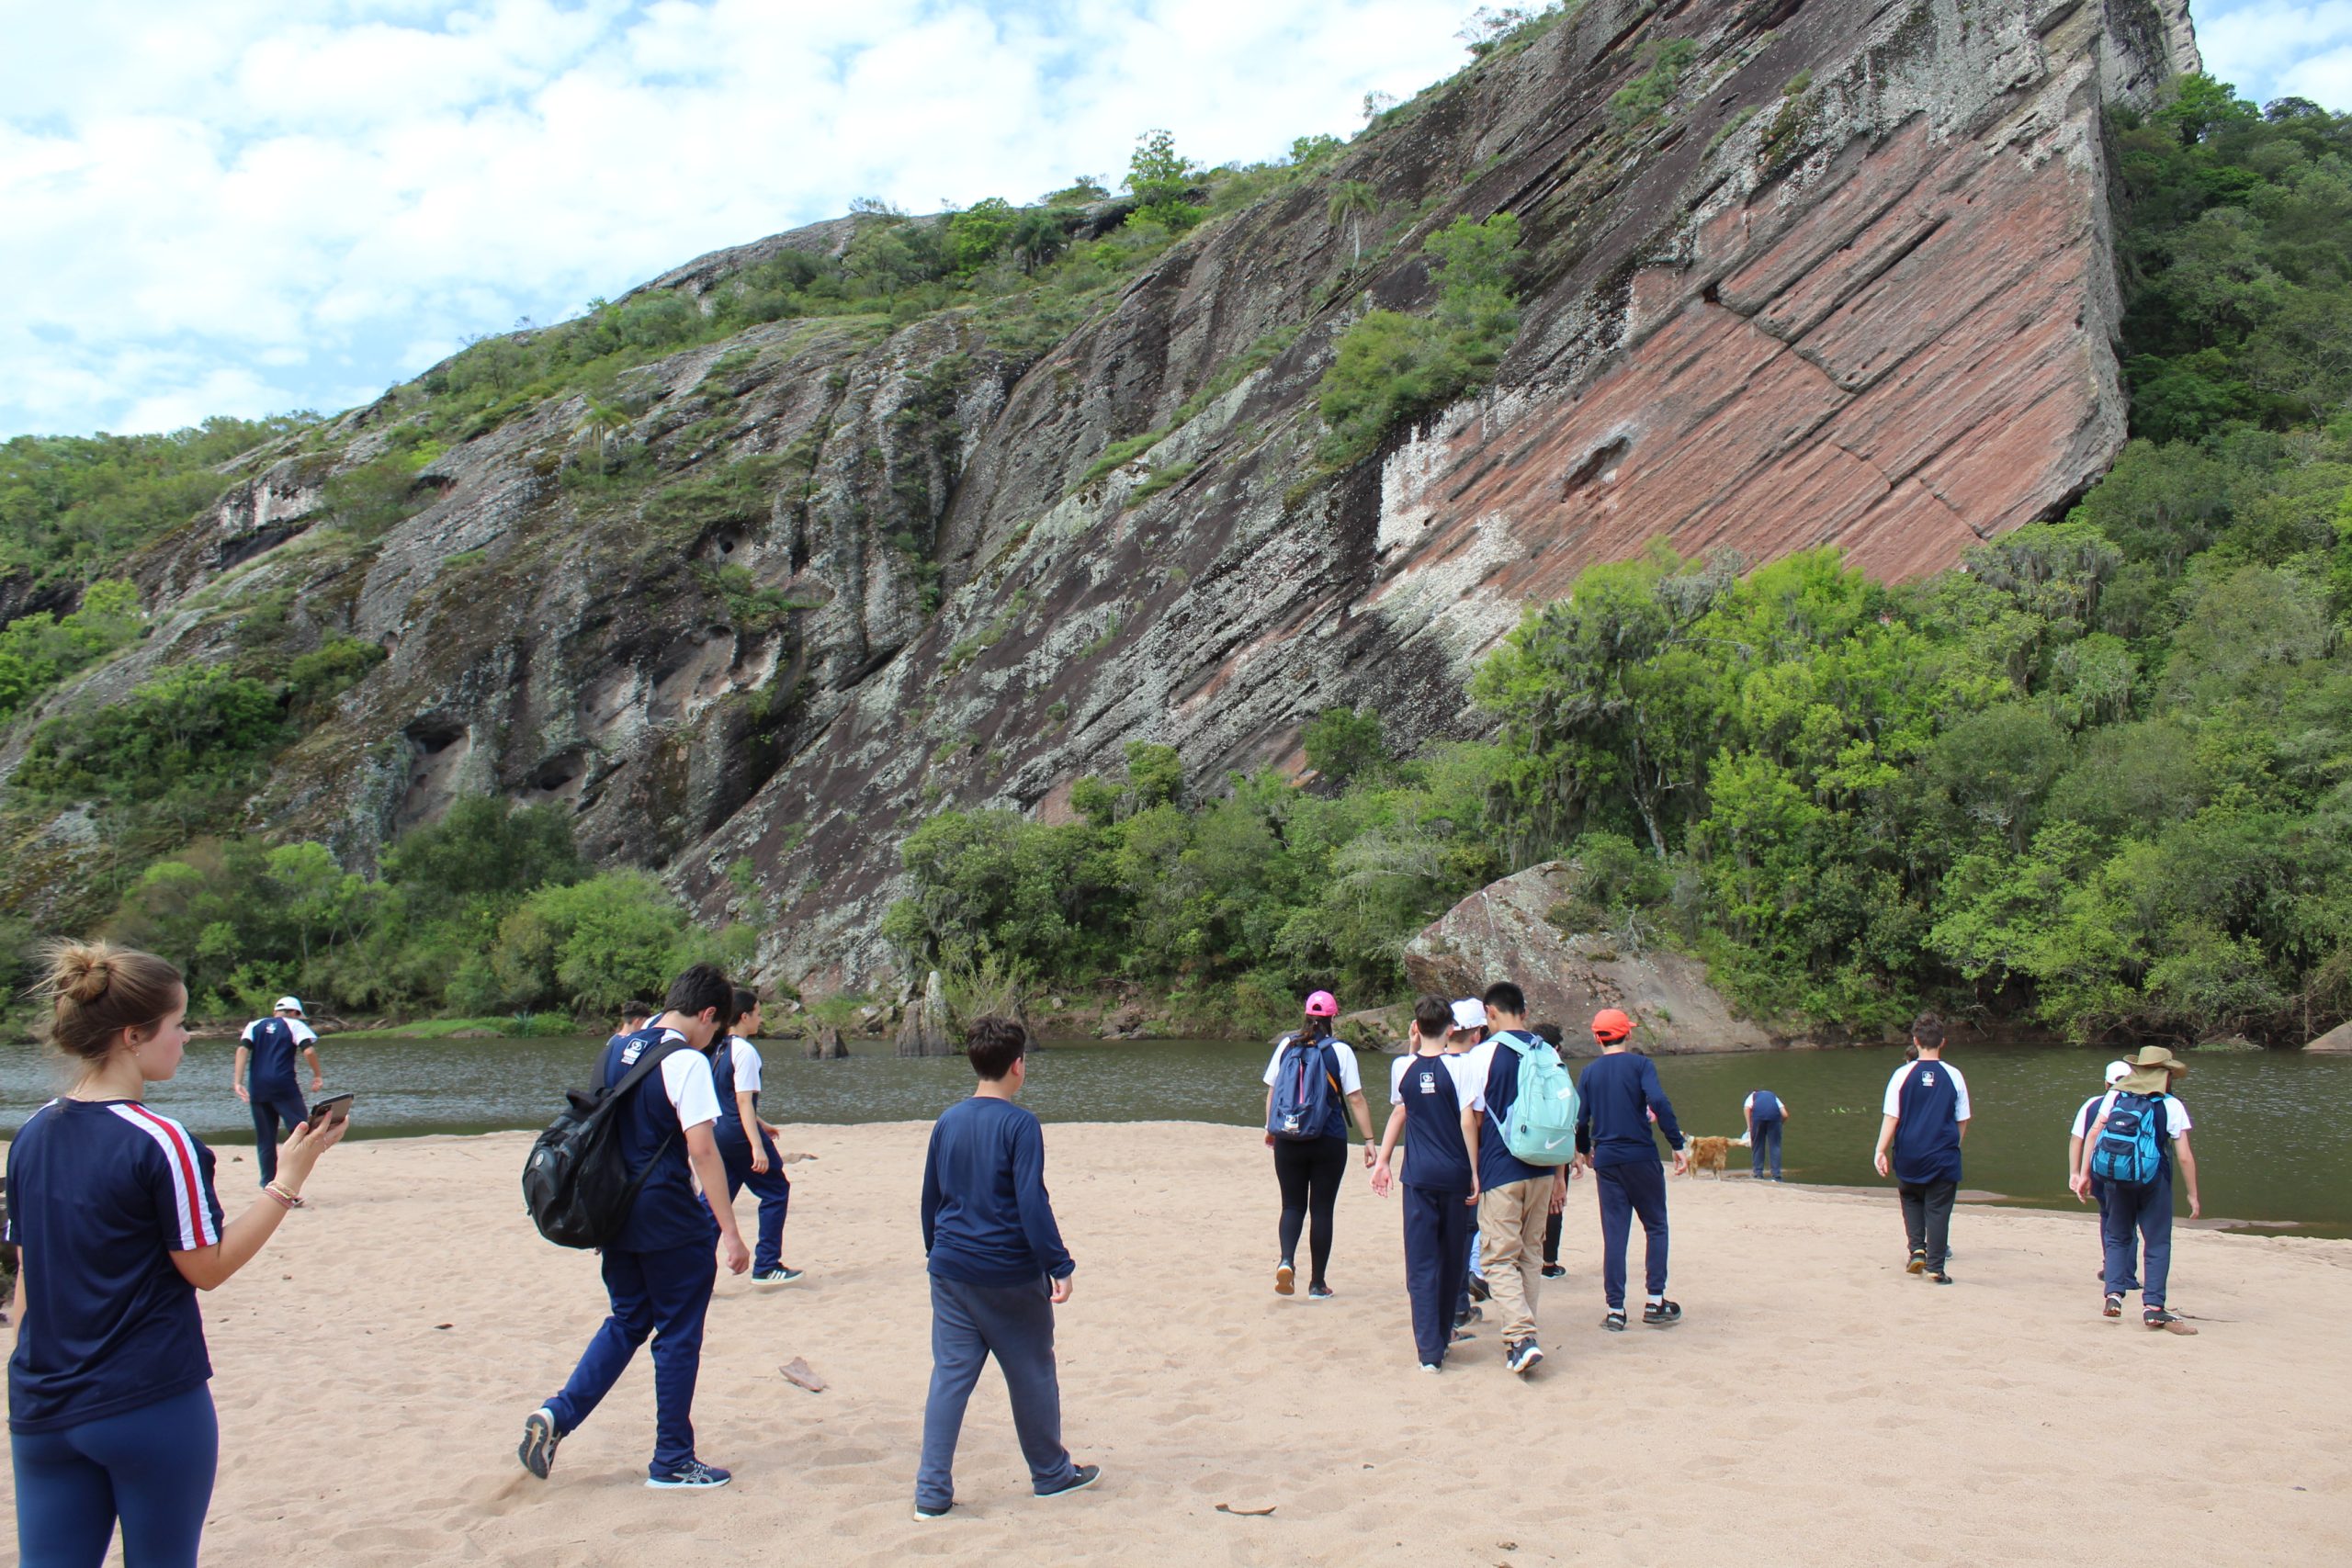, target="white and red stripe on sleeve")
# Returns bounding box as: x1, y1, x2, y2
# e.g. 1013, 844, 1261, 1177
109, 1104, 221, 1251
